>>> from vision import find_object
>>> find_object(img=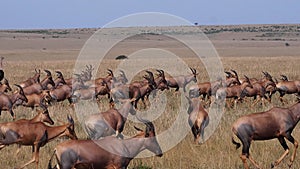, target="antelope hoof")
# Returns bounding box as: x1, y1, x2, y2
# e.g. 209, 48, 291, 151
271, 163, 275, 168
